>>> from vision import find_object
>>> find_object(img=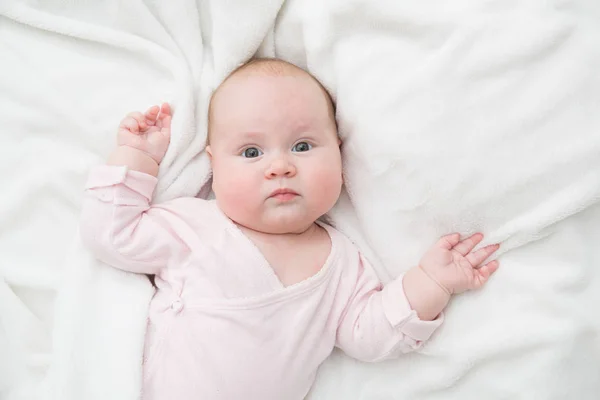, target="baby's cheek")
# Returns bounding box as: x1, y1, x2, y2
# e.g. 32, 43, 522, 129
220, 177, 247, 204
314, 170, 343, 209
218, 171, 258, 217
